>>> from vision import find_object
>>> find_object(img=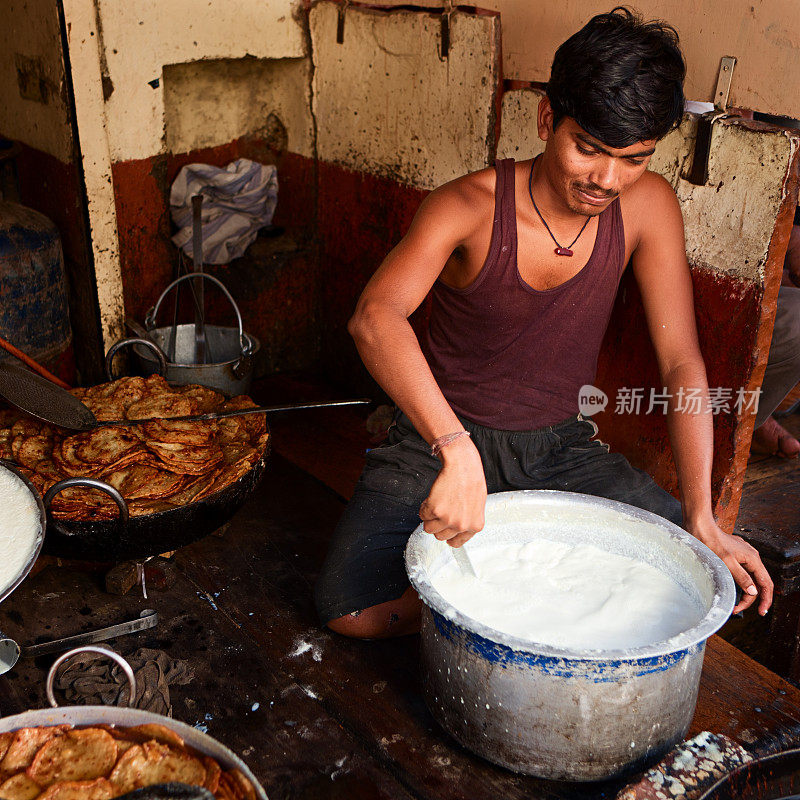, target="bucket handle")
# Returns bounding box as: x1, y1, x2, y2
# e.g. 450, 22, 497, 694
145, 274, 254, 357
46, 645, 137, 708
105, 337, 168, 381
44, 478, 130, 529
